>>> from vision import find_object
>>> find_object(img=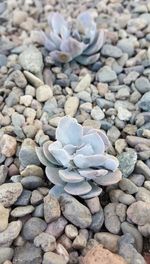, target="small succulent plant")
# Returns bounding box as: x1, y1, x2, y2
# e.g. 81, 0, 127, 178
36, 116, 122, 199
35, 12, 105, 65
